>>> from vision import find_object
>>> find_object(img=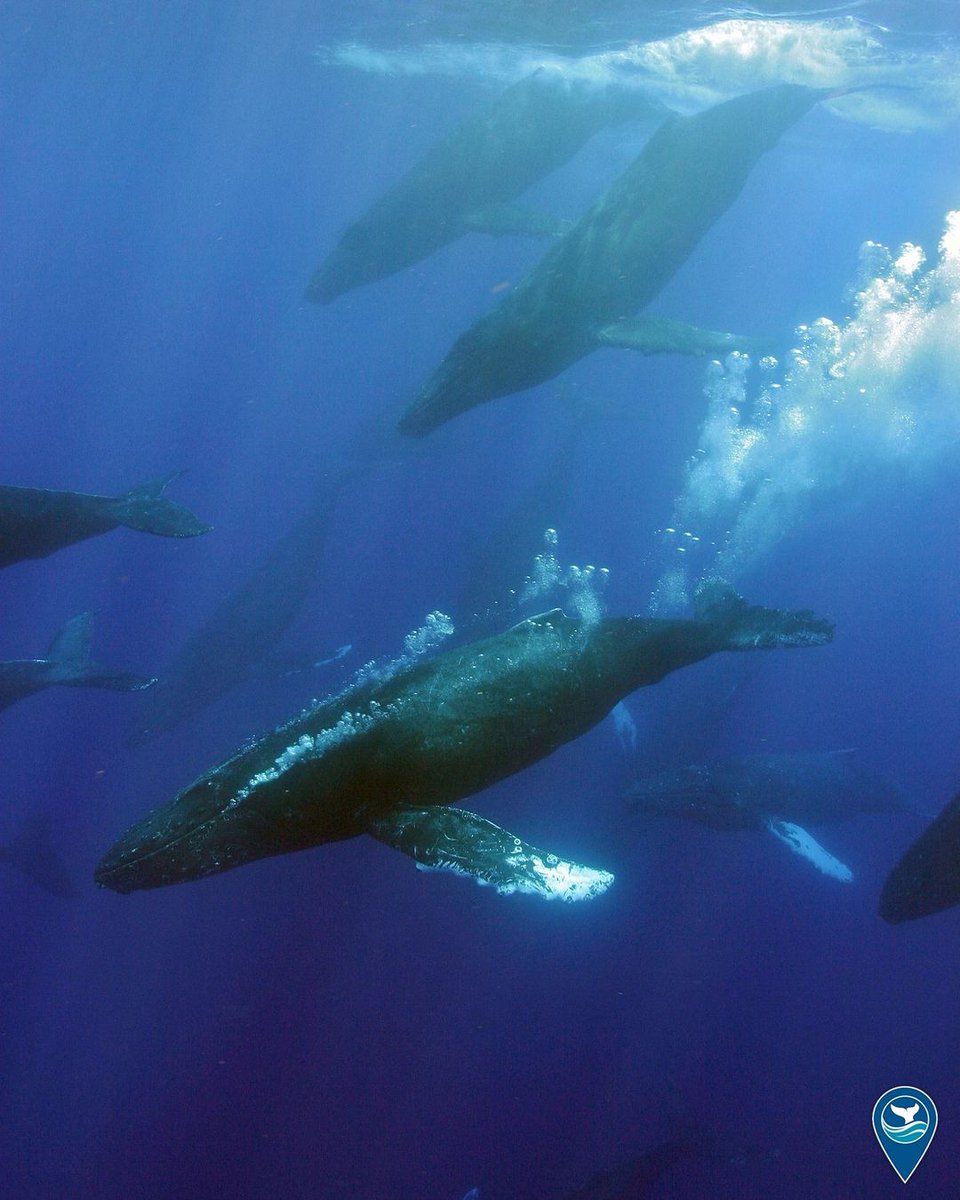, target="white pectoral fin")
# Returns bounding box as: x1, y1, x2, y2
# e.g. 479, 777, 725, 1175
766, 819, 854, 882
596, 315, 775, 359
367, 806, 614, 902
